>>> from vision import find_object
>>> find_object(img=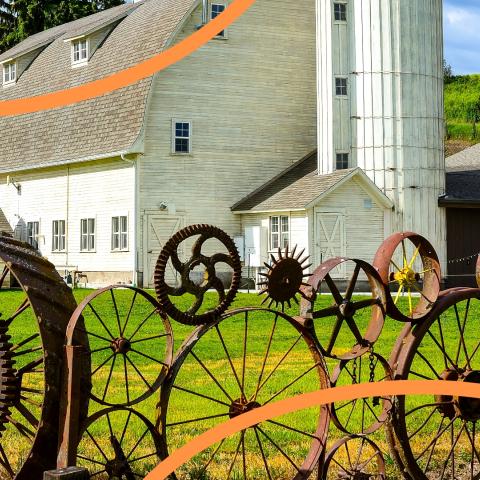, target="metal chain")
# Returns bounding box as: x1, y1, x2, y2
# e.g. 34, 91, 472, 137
369, 349, 376, 383
352, 357, 358, 384
447, 252, 480, 264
